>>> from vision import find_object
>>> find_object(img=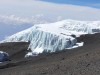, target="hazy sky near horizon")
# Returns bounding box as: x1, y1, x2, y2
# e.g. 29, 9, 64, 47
0, 0, 100, 20
0, 0, 100, 40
